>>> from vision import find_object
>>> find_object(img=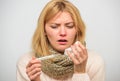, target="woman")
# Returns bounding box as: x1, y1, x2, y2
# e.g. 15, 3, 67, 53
17, 0, 105, 81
